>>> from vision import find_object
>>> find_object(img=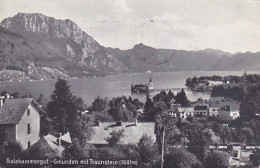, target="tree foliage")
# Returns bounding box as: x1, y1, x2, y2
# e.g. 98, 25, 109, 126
163, 148, 201, 168
137, 134, 157, 165
175, 89, 190, 107
105, 129, 125, 146
204, 150, 230, 168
